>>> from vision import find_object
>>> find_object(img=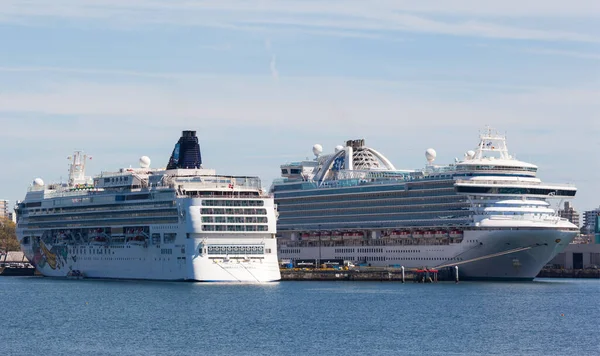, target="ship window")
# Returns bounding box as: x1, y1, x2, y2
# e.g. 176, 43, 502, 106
281, 169, 289, 174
